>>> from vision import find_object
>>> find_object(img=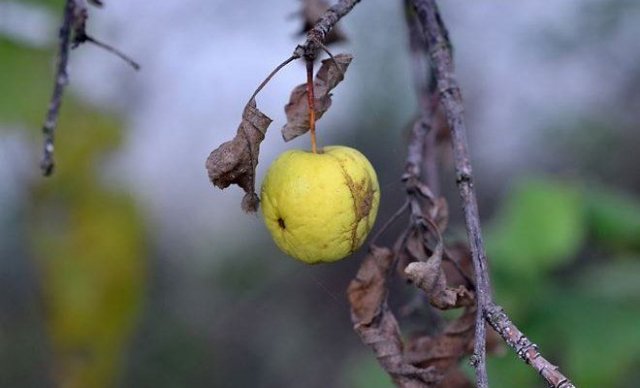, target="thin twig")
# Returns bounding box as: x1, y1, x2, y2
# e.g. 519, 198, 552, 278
314, 39, 346, 79
293, 0, 362, 61
247, 55, 298, 104
485, 303, 576, 388
370, 200, 410, 245
40, 0, 74, 176
74, 34, 141, 70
